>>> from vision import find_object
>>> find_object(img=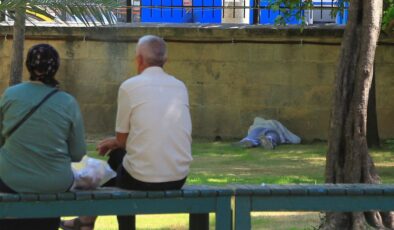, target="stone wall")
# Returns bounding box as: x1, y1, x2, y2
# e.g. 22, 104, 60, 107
0, 24, 393, 140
